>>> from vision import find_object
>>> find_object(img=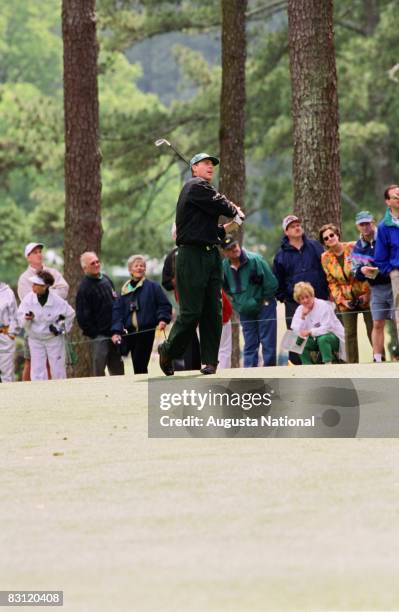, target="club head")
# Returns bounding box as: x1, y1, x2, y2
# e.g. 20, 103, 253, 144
154, 138, 171, 147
